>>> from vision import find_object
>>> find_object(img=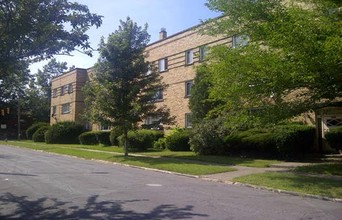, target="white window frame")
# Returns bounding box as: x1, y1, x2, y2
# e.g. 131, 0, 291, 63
145, 116, 161, 125
185, 80, 193, 97
99, 123, 111, 131
152, 88, 163, 101
185, 49, 194, 65
158, 58, 168, 72
199, 46, 207, 62
61, 103, 71, 114
232, 35, 248, 48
